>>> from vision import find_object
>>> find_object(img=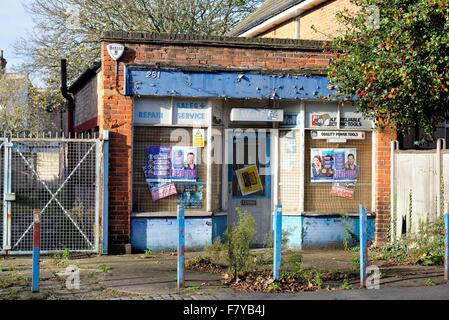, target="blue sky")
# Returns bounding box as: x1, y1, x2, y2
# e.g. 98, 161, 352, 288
0, 0, 34, 71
